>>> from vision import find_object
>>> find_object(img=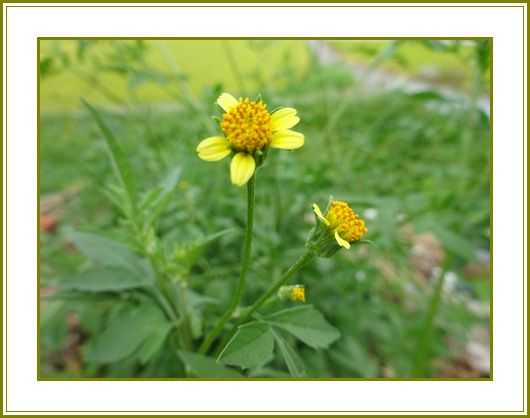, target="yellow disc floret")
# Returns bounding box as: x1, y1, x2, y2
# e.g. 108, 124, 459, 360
221, 98, 272, 153
291, 286, 306, 302
326, 201, 368, 242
